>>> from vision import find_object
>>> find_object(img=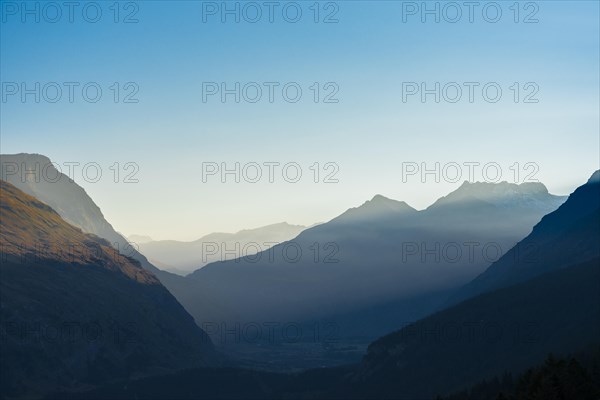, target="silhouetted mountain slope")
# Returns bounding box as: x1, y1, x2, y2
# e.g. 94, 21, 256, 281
451, 170, 600, 305
0, 154, 162, 274
0, 154, 247, 335
136, 222, 307, 275
0, 181, 216, 398
354, 257, 600, 399
187, 184, 565, 340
